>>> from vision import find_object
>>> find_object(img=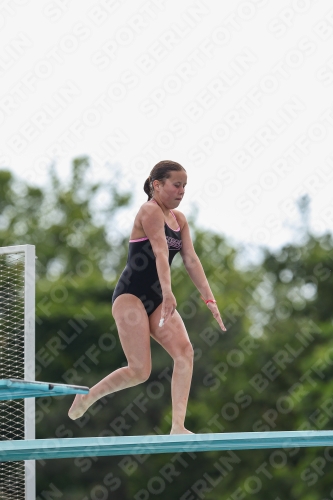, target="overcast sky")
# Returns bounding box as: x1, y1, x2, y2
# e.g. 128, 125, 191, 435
1, 0, 333, 254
